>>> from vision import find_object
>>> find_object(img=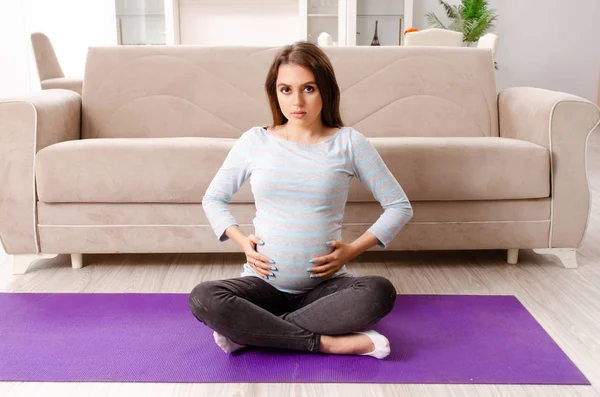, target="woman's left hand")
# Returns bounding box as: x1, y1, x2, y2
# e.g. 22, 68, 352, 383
308, 240, 357, 279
